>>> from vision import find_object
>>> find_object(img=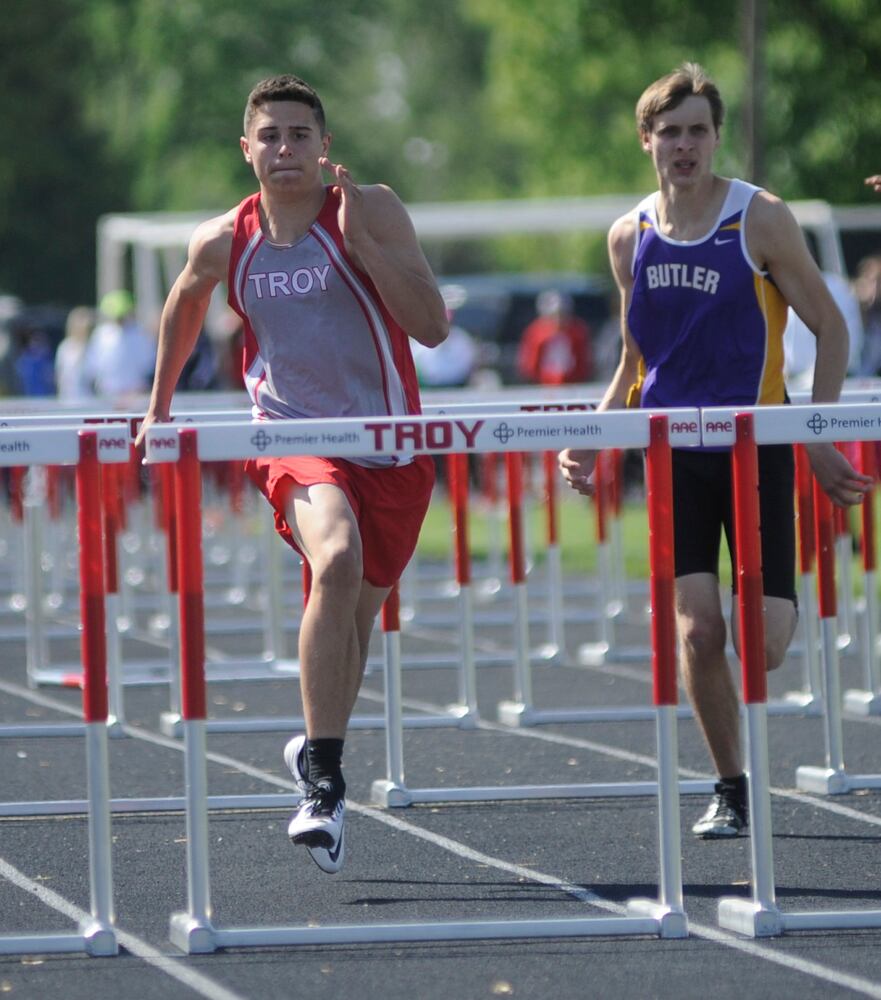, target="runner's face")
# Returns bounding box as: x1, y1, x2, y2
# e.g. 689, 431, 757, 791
642, 95, 720, 189
241, 101, 329, 192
